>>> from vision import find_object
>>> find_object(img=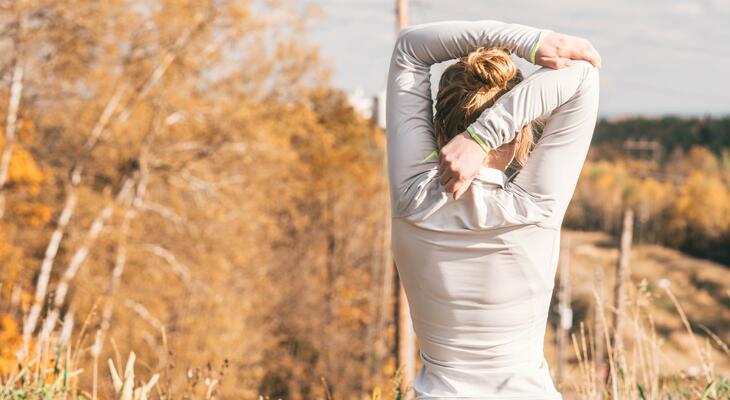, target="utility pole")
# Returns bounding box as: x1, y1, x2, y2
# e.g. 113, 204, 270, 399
397, 0, 409, 33
611, 207, 633, 393
393, 1, 417, 398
